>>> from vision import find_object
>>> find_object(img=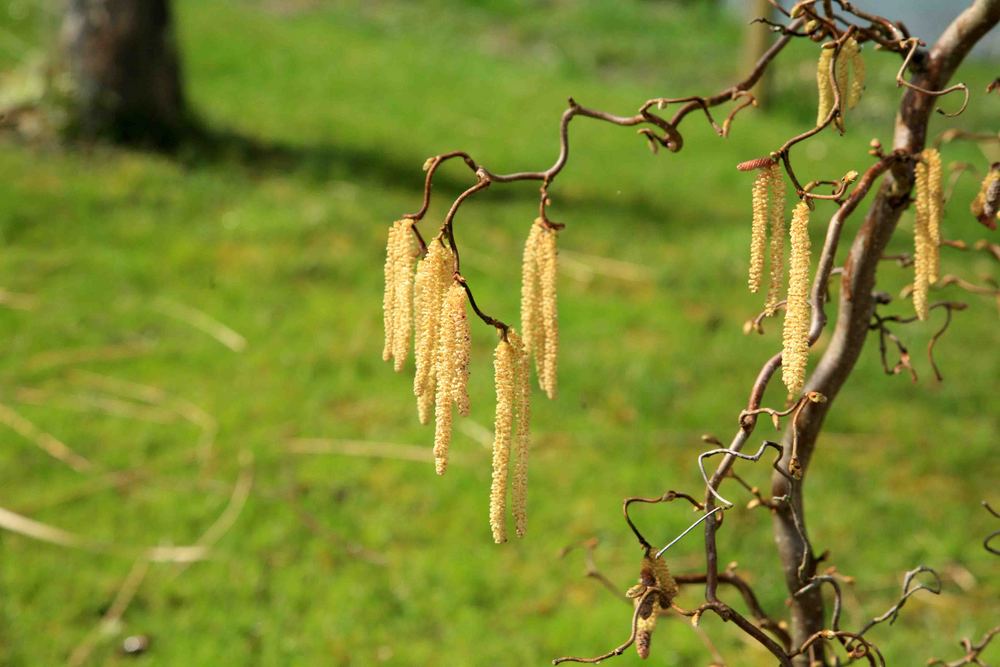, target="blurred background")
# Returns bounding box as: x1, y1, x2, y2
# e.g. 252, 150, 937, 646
0, 1, 996, 665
